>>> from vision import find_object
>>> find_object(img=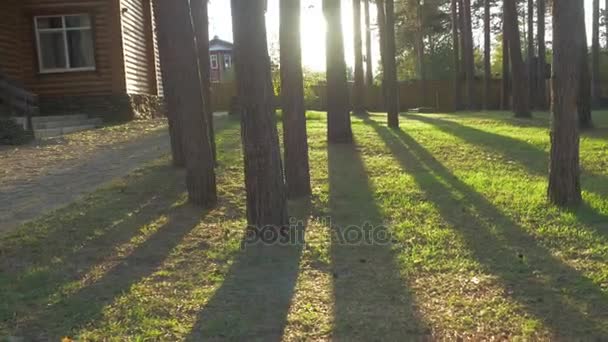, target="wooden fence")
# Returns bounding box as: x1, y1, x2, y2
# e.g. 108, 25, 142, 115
210, 79, 556, 113
210, 82, 237, 112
